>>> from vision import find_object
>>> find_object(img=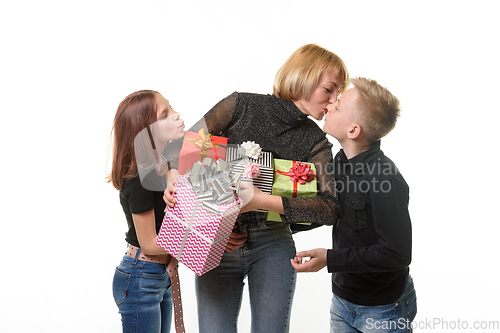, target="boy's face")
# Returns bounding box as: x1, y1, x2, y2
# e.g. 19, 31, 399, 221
323, 88, 358, 142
